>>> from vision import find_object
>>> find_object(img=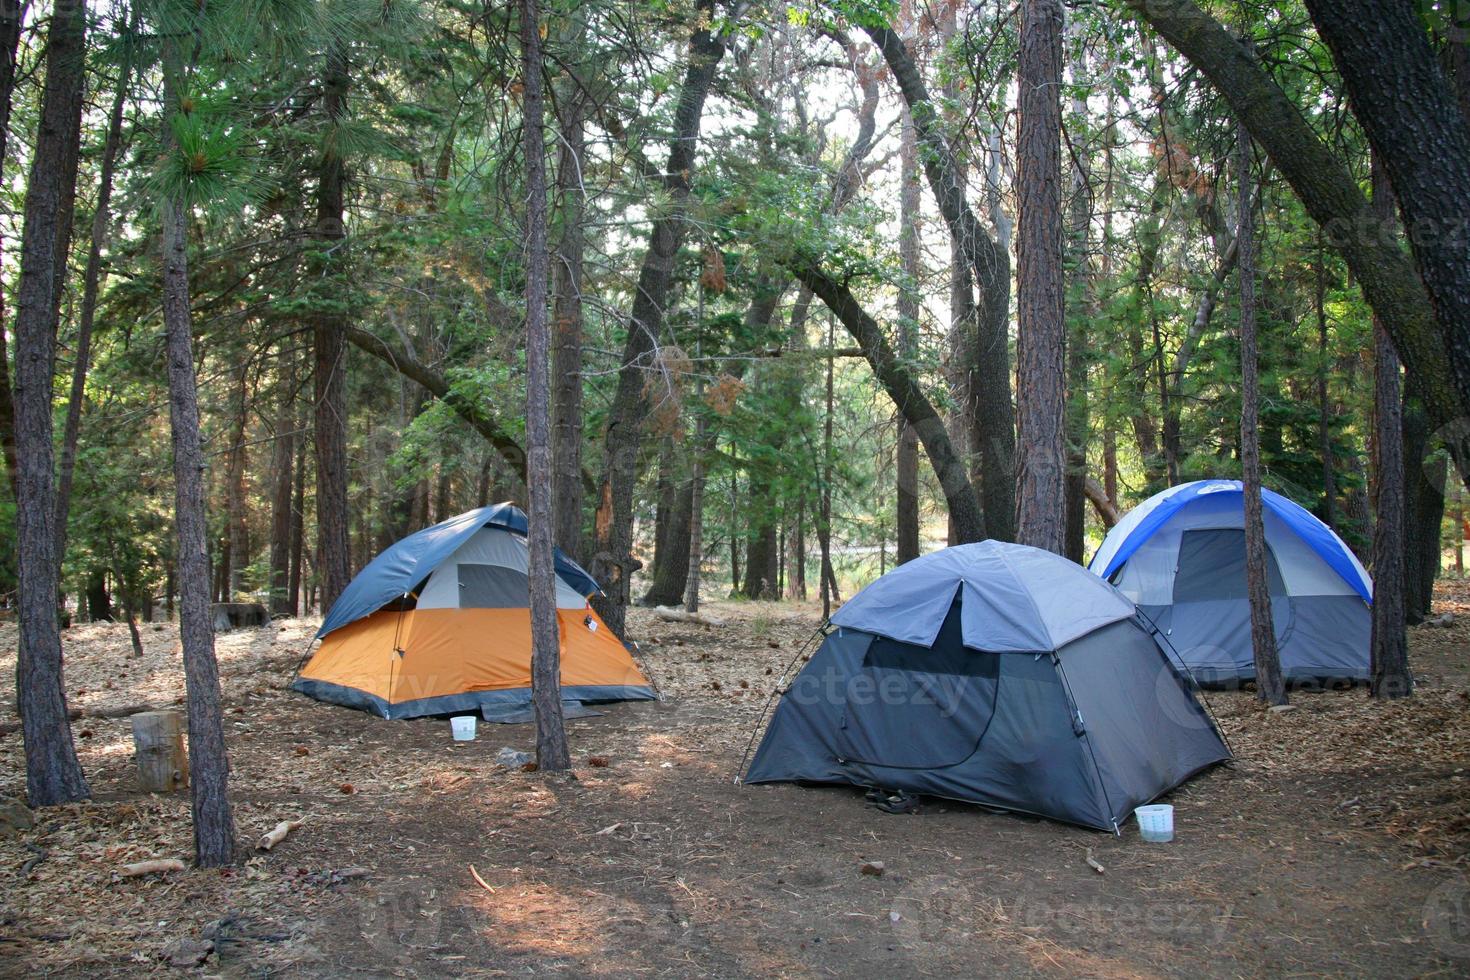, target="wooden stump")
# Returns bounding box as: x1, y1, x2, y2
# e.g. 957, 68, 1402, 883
131, 711, 188, 793
210, 602, 268, 631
